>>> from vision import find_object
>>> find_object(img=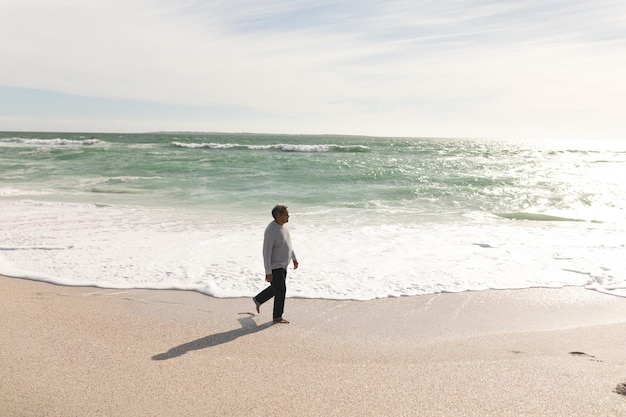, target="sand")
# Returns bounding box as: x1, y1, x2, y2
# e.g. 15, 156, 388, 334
1, 275, 626, 417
